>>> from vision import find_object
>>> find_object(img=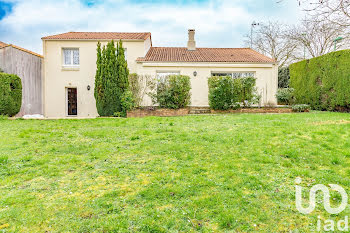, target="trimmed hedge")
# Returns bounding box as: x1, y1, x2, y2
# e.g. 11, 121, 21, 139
151, 75, 191, 109
0, 73, 22, 116
208, 76, 259, 110
290, 50, 350, 111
